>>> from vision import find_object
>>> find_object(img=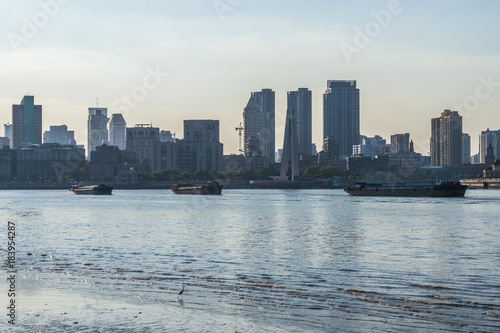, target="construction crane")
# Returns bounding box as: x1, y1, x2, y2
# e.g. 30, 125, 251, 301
235, 122, 244, 153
